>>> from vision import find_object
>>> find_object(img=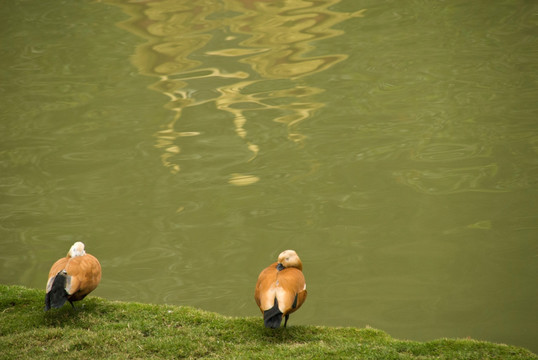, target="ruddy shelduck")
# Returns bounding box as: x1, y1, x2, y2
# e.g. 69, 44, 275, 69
45, 242, 101, 311
254, 249, 307, 328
